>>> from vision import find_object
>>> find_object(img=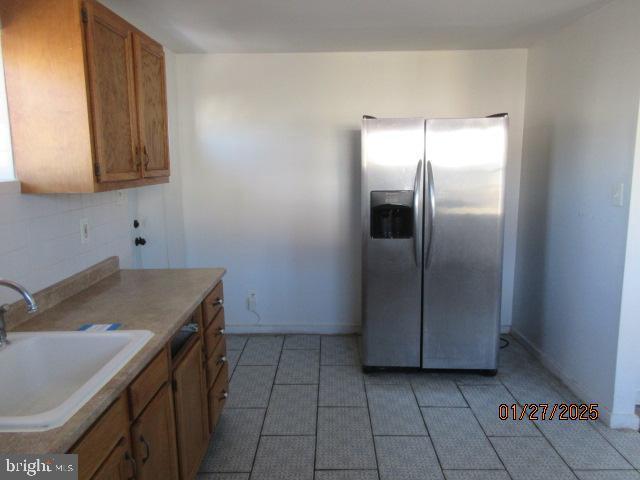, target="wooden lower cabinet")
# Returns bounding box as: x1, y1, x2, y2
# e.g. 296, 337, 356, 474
70, 280, 227, 480
91, 437, 135, 480
72, 395, 131, 480
173, 338, 210, 480
131, 384, 179, 480
208, 363, 229, 432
